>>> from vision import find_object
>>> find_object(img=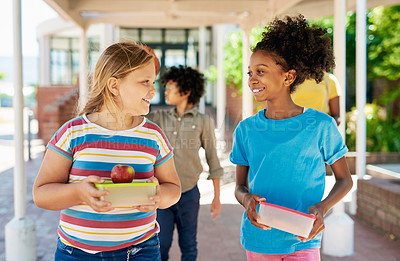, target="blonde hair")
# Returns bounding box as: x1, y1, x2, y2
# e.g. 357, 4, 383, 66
79, 42, 154, 118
